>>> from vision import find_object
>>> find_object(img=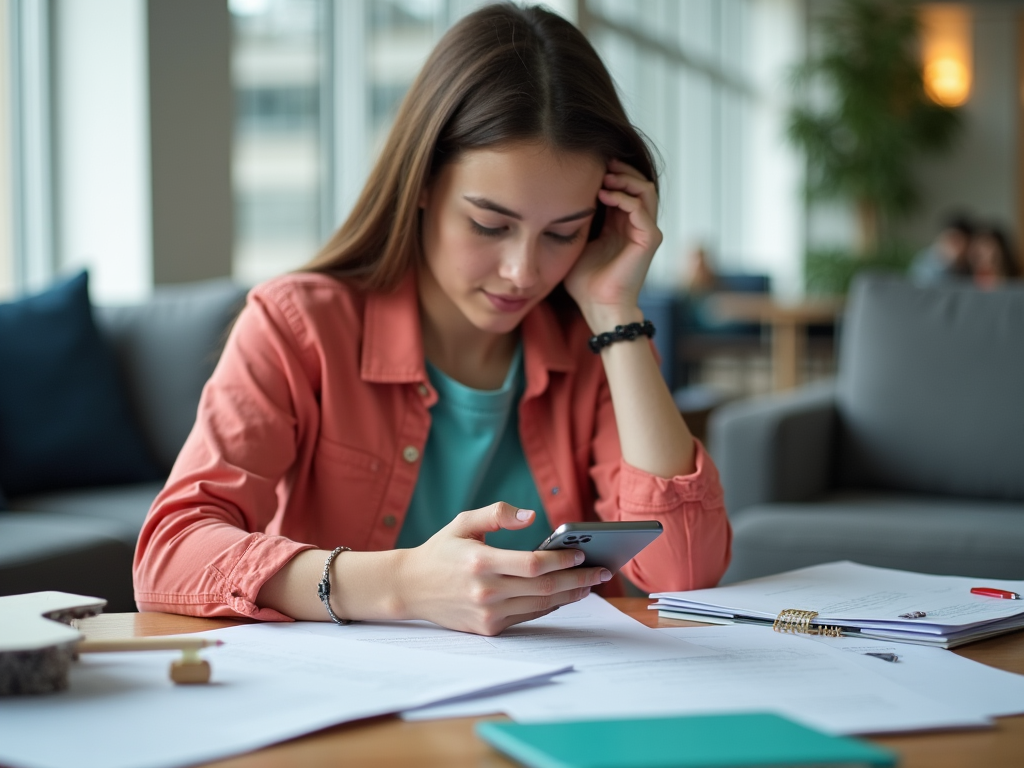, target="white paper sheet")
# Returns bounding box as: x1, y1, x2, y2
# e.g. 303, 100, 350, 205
407, 624, 992, 735
803, 633, 1024, 719
0, 623, 569, 768
293, 593, 664, 666
282, 595, 698, 721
